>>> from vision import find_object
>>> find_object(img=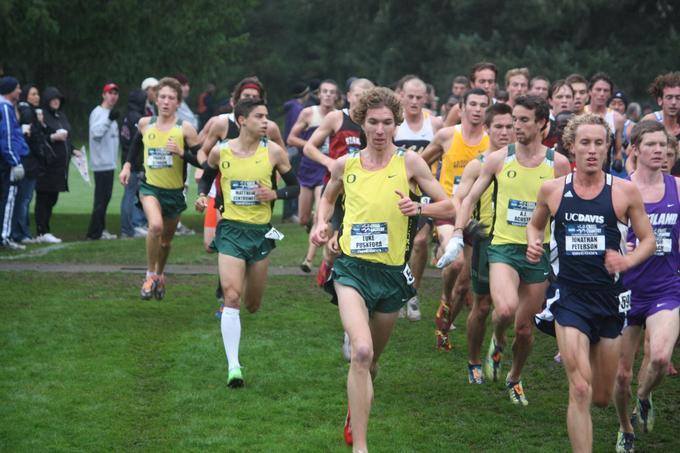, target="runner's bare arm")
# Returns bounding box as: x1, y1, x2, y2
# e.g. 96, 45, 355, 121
452, 158, 482, 212
526, 180, 557, 262
287, 108, 311, 148
311, 157, 346, 246
266, 120, 286, 149
406, 151, 454, 220
197, 116, 228, 165
453, 149, 504, 231
303, 110, 340, 169
420, 127, 450, 165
